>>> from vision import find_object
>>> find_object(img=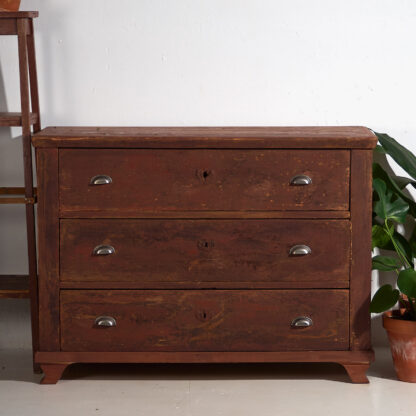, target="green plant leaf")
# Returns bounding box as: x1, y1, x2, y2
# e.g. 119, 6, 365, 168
373, 163, 416, 217
409, 225, 416, 260
372, 224, 392, 250
376, 132, 416, 180
371, 223, 414, 267
374, 145, 387, 154
370, 284, 400, 313
394, 176, 416, 190
372, 255, 401, 271
393, 231, 414, 267
397, 269, 416, 299
373, 178, 409, 223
